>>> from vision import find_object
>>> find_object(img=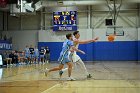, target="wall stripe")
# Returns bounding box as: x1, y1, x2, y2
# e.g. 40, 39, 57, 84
138, 41, 140, 60
38, 41, 139, 61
